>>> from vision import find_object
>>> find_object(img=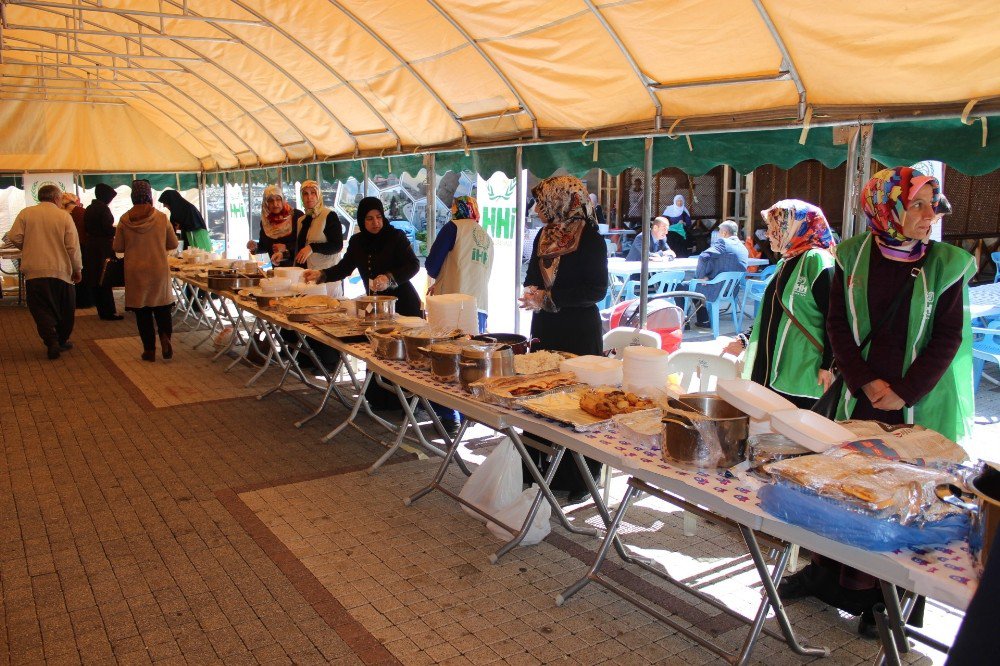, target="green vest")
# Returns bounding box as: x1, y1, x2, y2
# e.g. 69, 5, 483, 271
743, 248, 834, 399
833, 233, 975, 443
